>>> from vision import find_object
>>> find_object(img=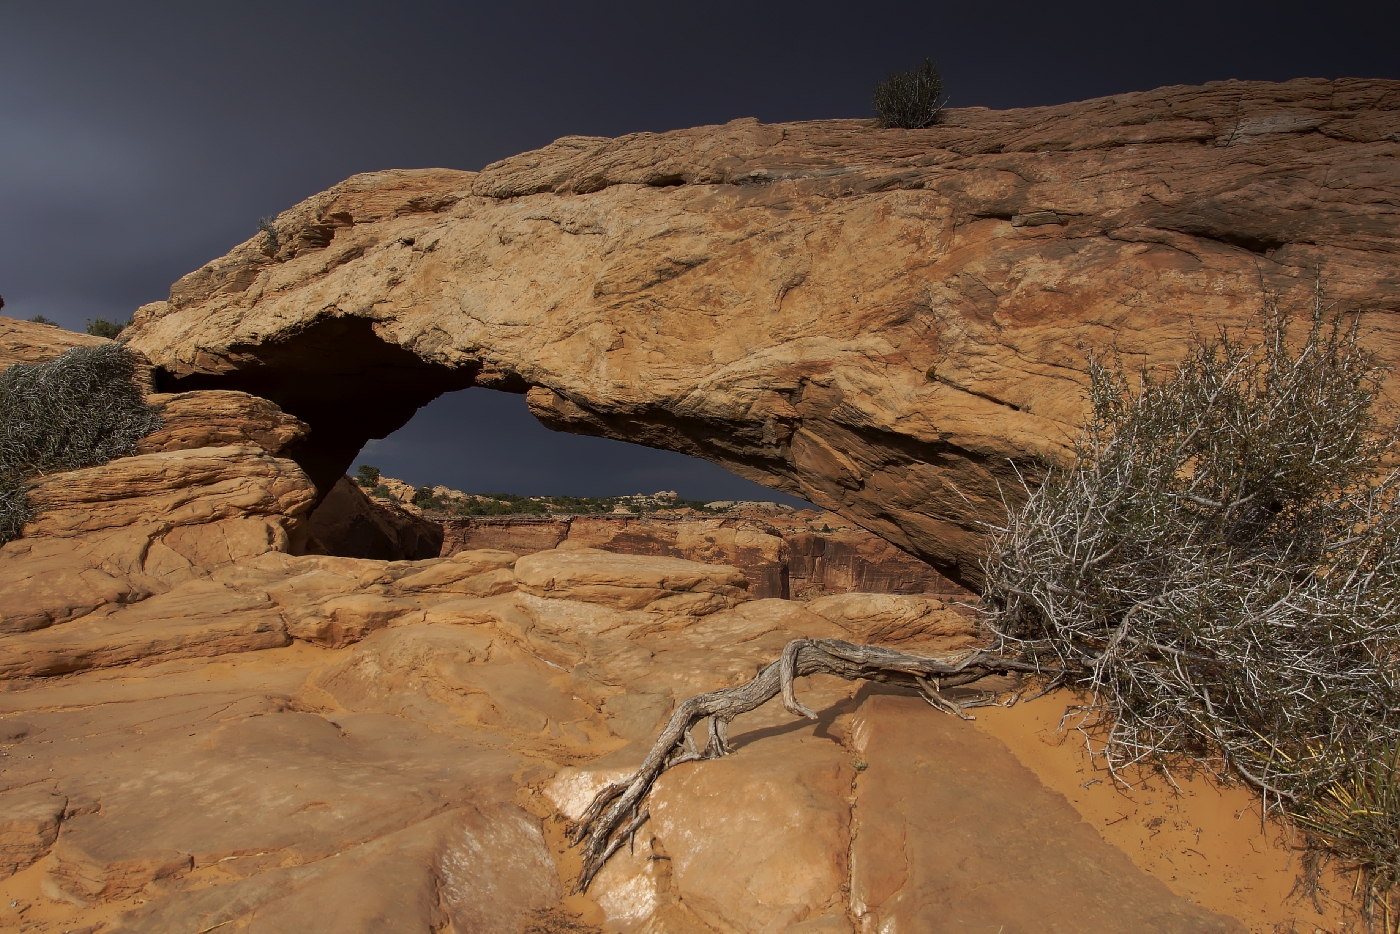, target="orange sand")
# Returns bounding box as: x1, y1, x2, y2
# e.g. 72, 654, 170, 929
974, 691, 1361, 933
